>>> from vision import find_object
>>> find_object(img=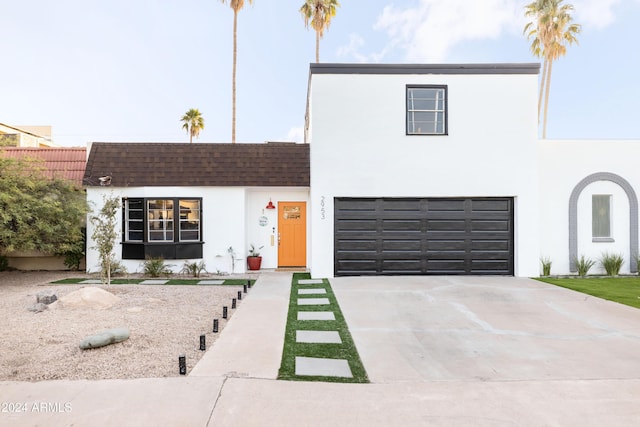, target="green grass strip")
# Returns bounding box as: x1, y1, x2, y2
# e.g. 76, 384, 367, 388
278, 272, 369, 383
537, 277, 640, 309
50, 278, 254, 286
